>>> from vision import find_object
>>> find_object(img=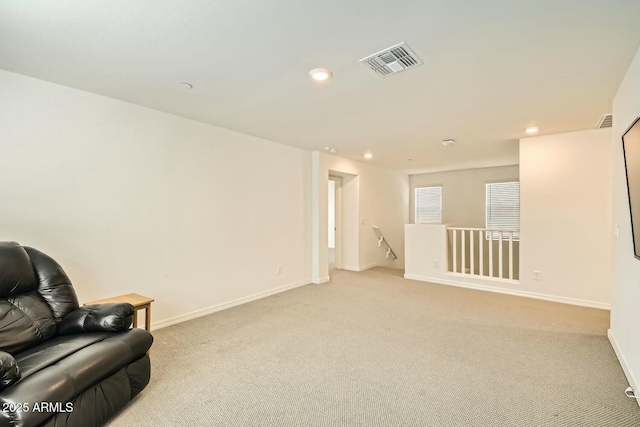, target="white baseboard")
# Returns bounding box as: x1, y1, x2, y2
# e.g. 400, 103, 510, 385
342, 263, 377, 272
313, 276, 330, 284
151, 280, 310, 330
403, 274, 610, 310
608, 329, 640, 407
